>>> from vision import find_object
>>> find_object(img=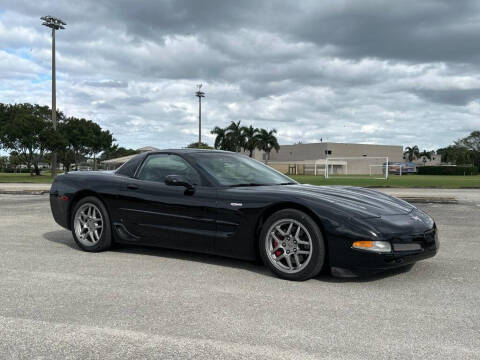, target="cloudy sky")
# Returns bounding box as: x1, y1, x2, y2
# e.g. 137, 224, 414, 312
1, 0, 480, 151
